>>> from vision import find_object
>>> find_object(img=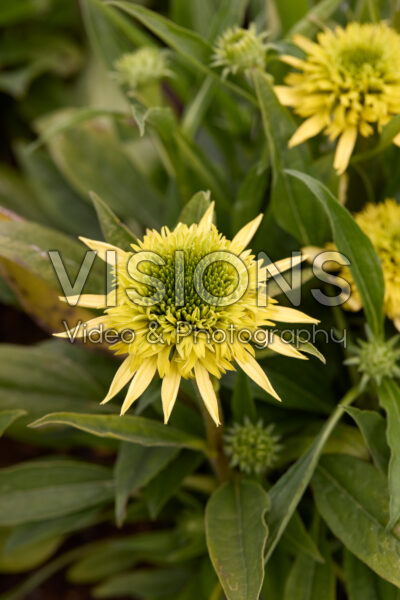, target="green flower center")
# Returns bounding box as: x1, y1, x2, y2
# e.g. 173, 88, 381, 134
138, 249, 240, 324
339, 46, 383, 72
